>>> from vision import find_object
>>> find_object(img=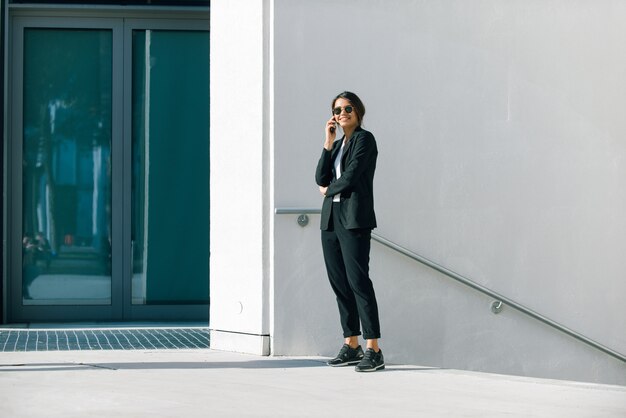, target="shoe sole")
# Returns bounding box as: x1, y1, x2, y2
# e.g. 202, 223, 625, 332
327, 359, 363, 367
355, 363, 385, 372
